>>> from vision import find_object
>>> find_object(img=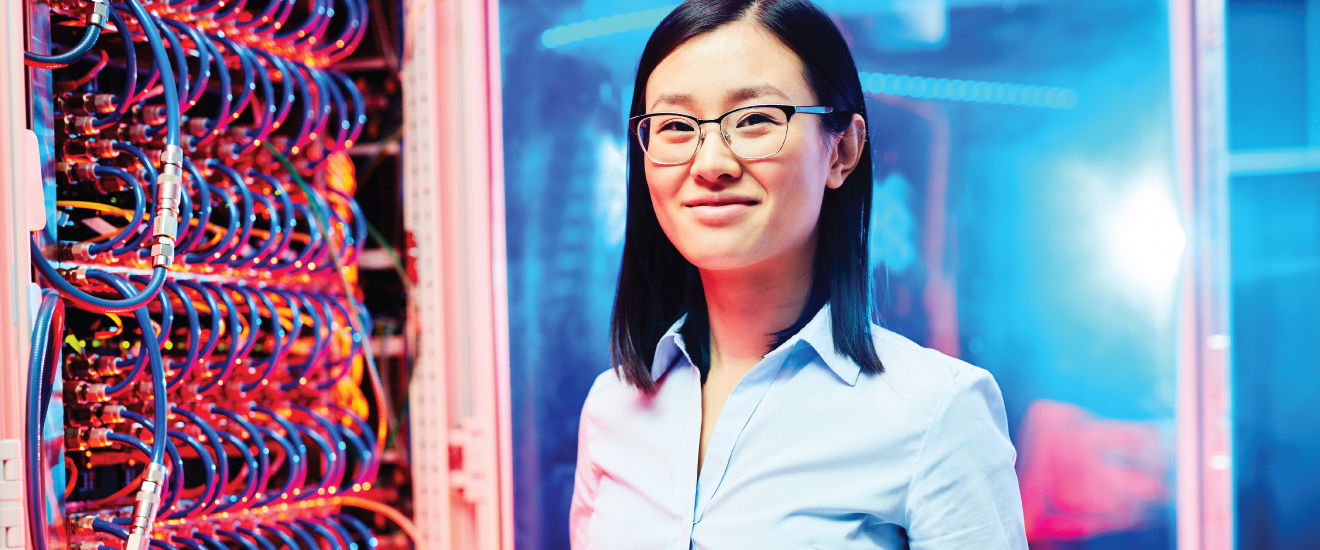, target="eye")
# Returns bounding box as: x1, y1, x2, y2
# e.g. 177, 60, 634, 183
736, 112, 777, 127
657, 119, 695, 133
